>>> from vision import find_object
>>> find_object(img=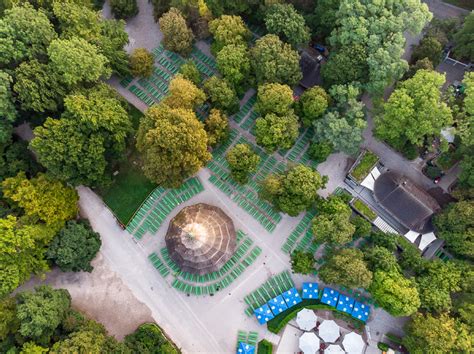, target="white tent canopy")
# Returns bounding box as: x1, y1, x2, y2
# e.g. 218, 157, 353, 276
360, 166, 381, 191
299, 332, 320, 354
342, 332, 365, 354
325, 344, 345, 353
296, 309, 318, 331
418, 232, 437, 251
404, 230, 420, 243
318, 320, 340, 343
